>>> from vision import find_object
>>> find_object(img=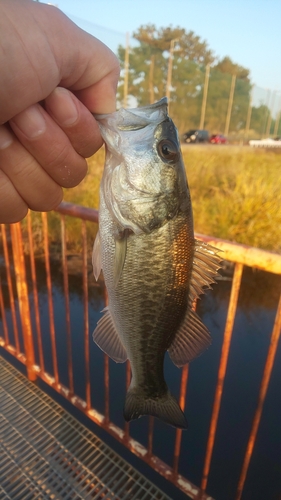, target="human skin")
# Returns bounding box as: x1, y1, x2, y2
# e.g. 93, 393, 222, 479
0, 0, 120, 223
